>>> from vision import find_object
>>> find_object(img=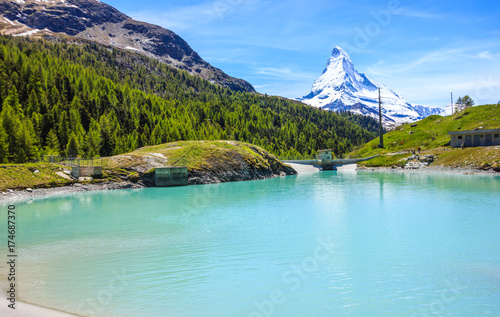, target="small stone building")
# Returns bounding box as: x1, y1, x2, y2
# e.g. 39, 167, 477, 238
448, 129, 500, 148
316, 149, 333, 161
